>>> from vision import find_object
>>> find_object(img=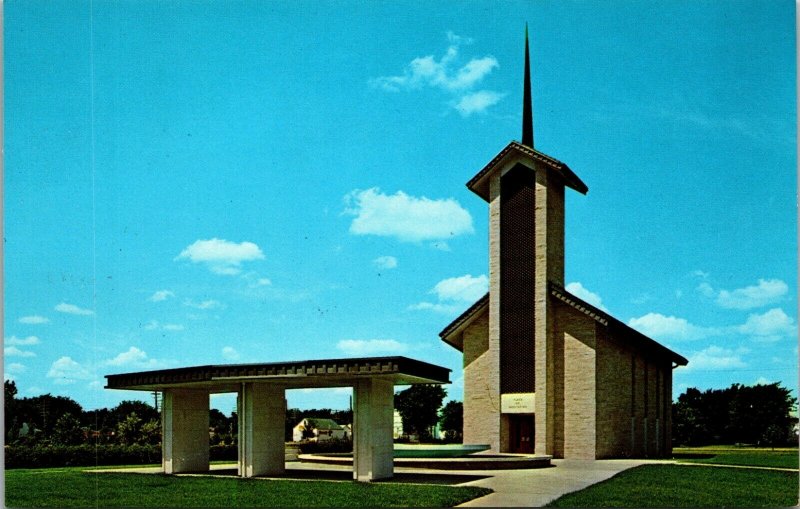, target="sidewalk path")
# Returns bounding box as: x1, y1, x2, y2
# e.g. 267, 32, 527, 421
455, 459, 671, 507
